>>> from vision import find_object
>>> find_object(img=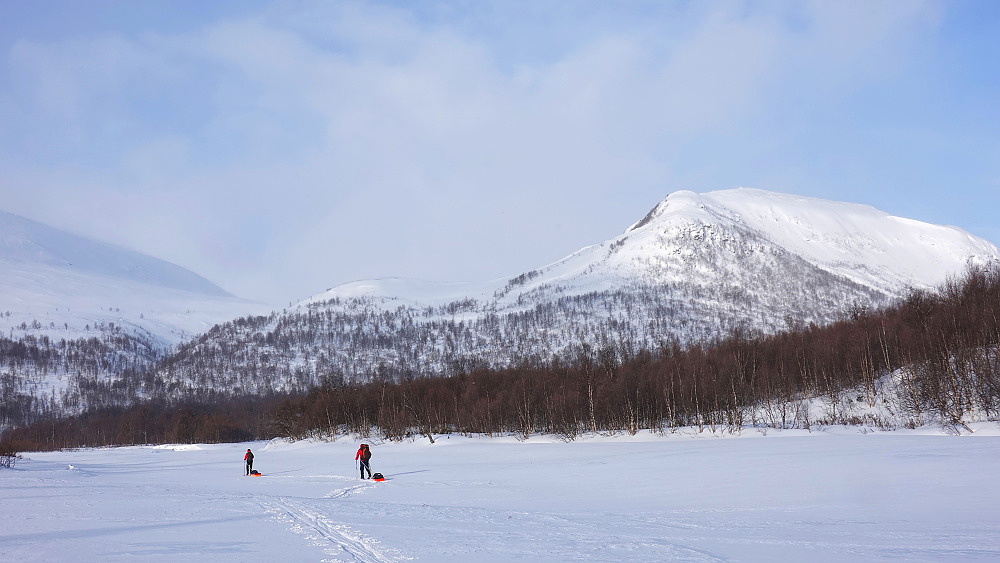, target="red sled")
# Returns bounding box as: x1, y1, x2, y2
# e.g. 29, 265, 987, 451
249, 470, 262, 477
372, 472, 385, 481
